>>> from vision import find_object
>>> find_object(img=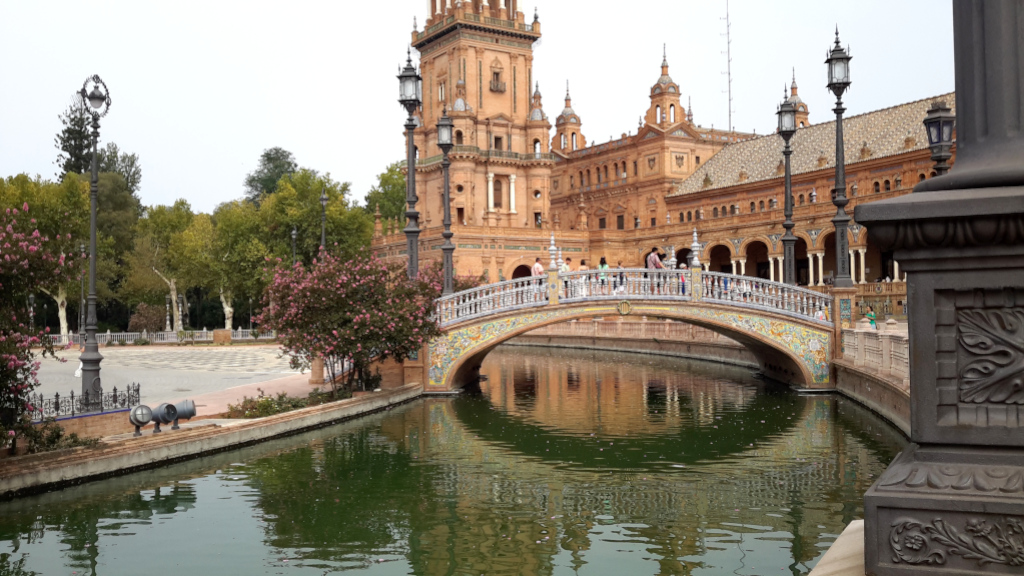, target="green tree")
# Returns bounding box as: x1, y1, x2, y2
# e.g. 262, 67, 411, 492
364, 161, 407, 222
244, 147, 297, 203
53, 98, 92, 178
120, 200, 194, 330
97, 142, 143, 194
211, 200, 270, 329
